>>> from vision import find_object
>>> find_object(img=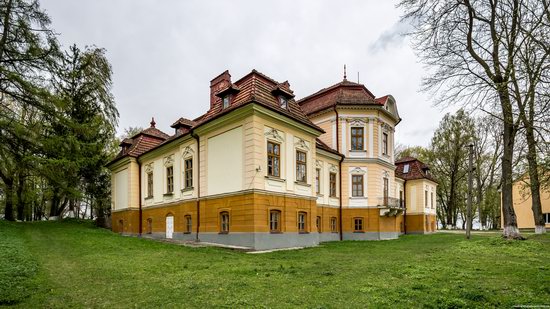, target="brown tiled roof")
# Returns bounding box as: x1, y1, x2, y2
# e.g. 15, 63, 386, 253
108, 123, 170, 166
112, 70, 325, 163
316, 138, 343, 157
170, 117, 196, 128
193, 69, 323, 132
395, 157, 437, 182
297, 79, 384, 116
134, 126, 170, 140
375, 95, 389, 105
